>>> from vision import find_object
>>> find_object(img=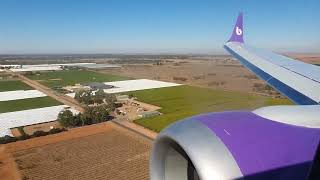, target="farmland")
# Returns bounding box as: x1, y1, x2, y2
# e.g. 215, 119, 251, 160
0, 80, 32, 92
25, 70, 129, 88
131, 85, 292, 132
12, 123, 151, 180
0, 96, 62, 113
